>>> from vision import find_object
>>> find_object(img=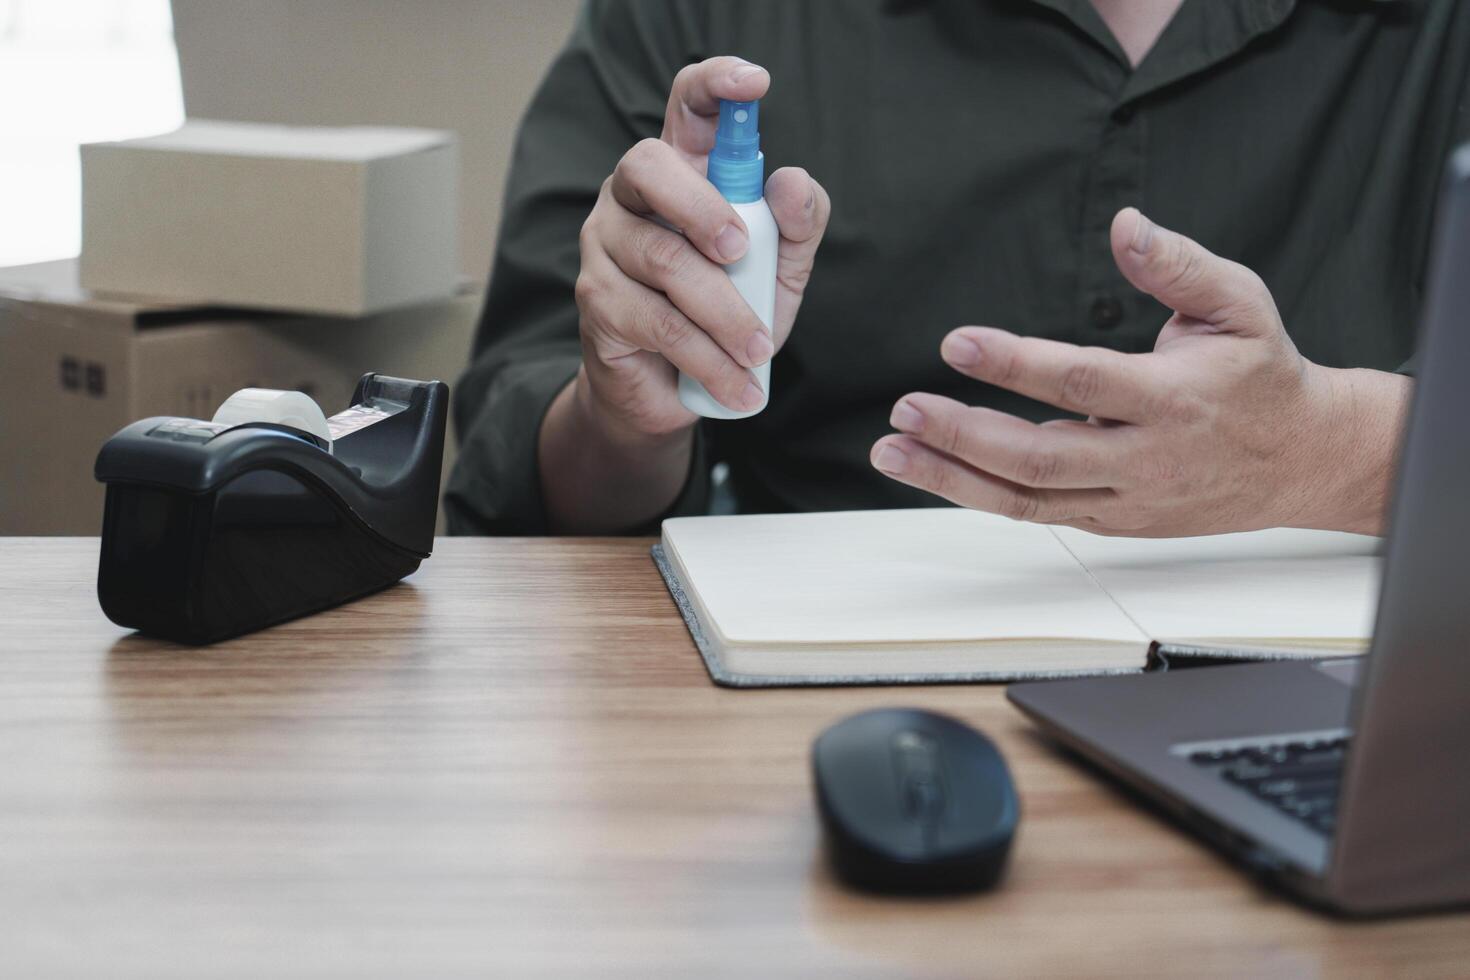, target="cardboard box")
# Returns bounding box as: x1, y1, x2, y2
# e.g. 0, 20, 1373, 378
80, 120, 460, 316
0, 259, 480, 535
171, 0, 580, 284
